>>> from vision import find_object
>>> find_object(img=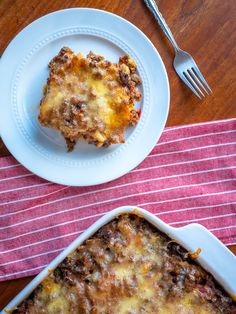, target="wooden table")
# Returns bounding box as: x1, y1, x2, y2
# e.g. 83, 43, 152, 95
0, 0, 235, 310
